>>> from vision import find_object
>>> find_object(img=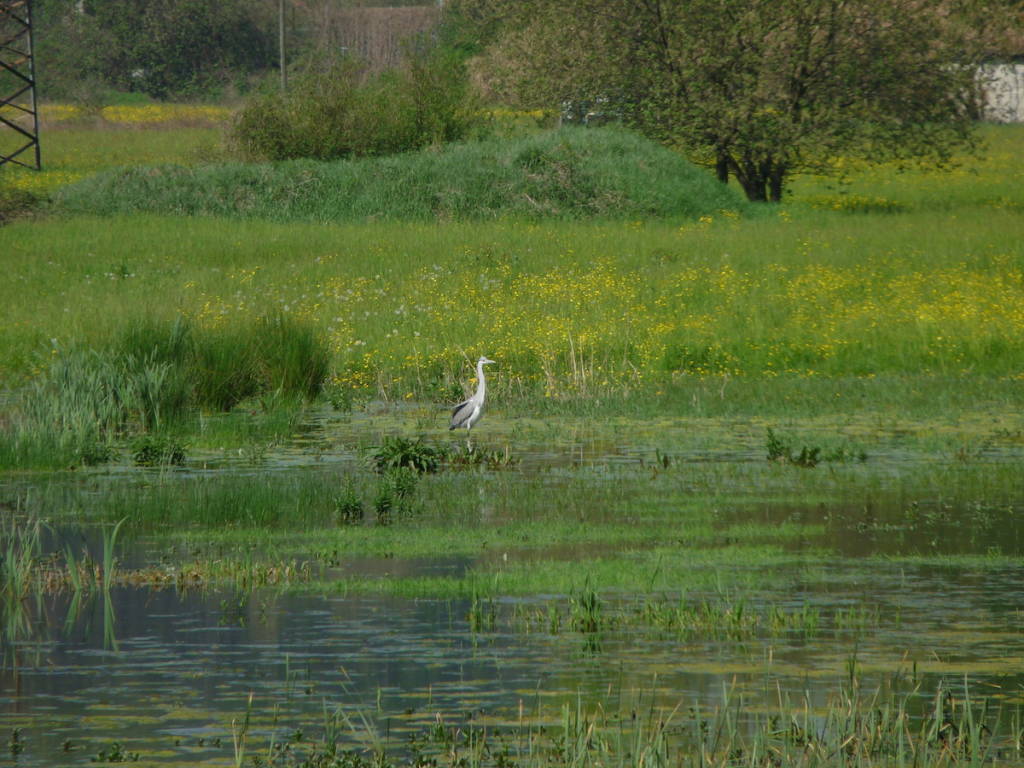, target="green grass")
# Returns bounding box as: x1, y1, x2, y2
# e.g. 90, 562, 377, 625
53, 126, 748, 223
2, 125, 1022, 413
787, 125, 1024, 213
1, 125, 223, 196
1, 211, 1022, 406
